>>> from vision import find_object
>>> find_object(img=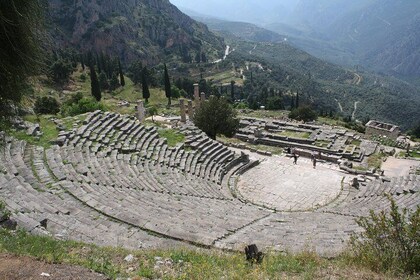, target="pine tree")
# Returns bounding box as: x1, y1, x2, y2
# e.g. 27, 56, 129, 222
230, 80, 235, 102
118, 59, 125, 87
90, 63, 101, 101
164, 63, 172, 107
142, 67, 150, 103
